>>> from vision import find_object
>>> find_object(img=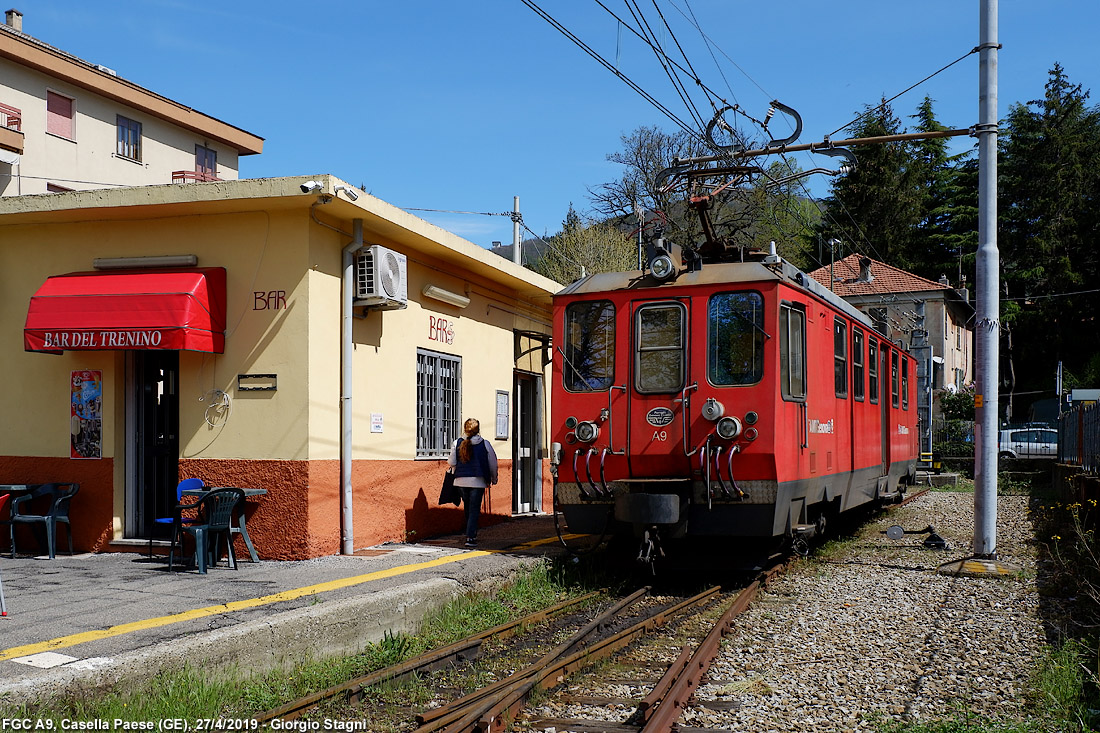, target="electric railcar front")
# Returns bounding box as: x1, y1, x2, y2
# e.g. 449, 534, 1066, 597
550, 256, 918, 553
